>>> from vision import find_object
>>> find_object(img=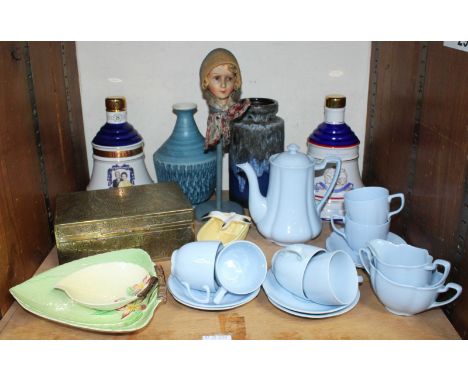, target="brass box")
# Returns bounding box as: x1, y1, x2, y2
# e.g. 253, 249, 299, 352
54, 183, 194, 264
